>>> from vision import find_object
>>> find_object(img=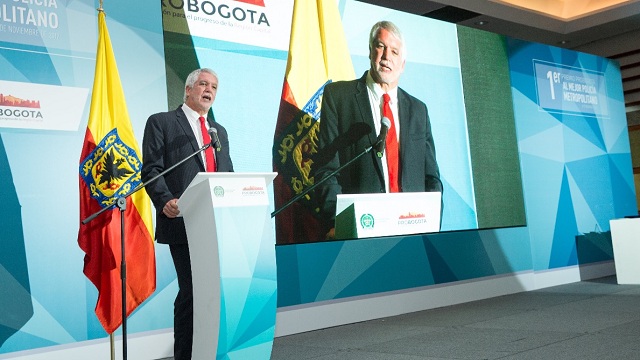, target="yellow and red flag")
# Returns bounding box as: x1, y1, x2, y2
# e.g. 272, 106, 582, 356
272, 0, 355, 244
78, 10, 156, 334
